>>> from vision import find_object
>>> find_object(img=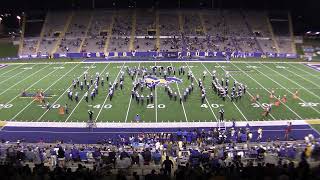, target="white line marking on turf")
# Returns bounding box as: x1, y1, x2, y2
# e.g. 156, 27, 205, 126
220, 63, 276, 120
125, 63, 141, 123
185, 62, 218, 121
275, 63, 320, 89
170, 62, 188, 122
9, 64, 81, 121
0, 64, 37, 86
0, 64, 50, 97
261, 63, 320, 101
65, 63, 110, 122
155, 62, 158, 123
257, 63, 320, 115
37, 64, 97, 121
230, 63, 304, 119
288, 63, 320, 81
95, 63, 125, 122
202, 62, 249, 121
3, 65, 57, 107
0, 64, 24, 76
